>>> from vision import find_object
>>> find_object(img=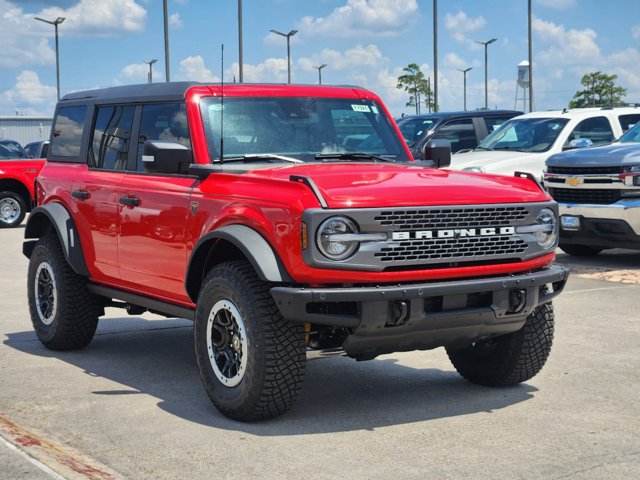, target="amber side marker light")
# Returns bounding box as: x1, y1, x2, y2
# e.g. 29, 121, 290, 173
301, 222, 308, 250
